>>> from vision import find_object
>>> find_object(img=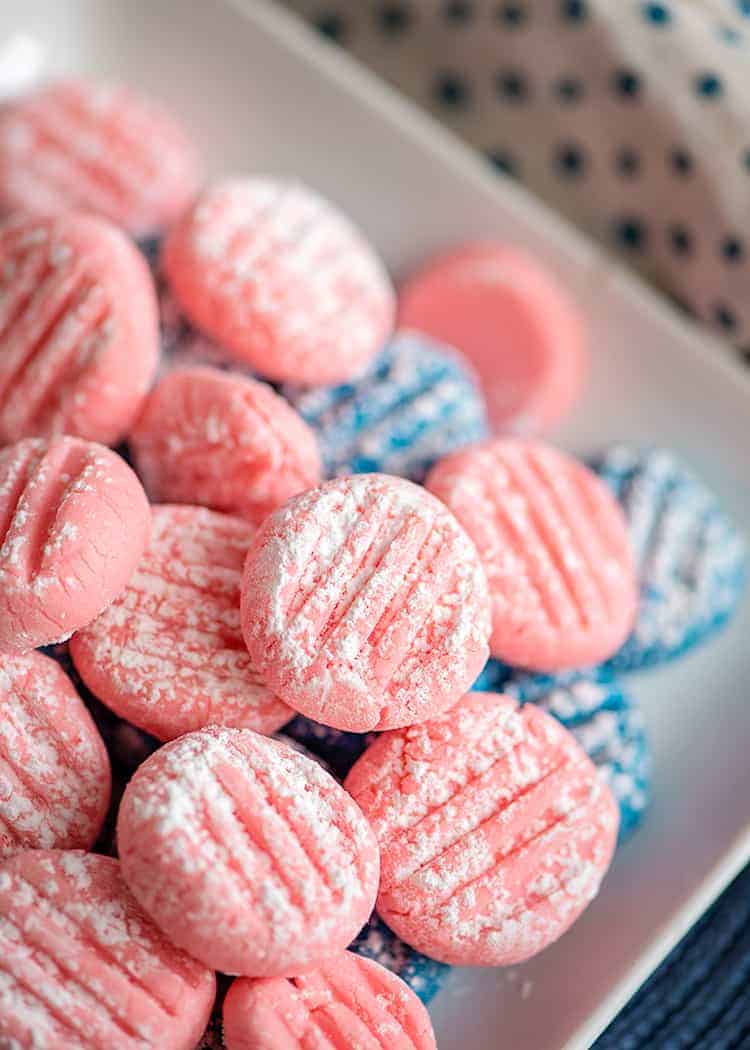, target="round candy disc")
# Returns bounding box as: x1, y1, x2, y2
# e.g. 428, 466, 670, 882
117, 728, 380, 976
0, 211, 159, 446
345, 691, 618, 966
0, 650, 110, 858
0, 850, 215, 1050
222, 951, 436, 1050
0, 436, 151, 652
398, 243, 585, 434
0, 78, 200, 237
130, 366, 321, 525
162, 177, 394, 383
426, 438, 637, 670
70, 504, 292, 741
241, 473, 491, 732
